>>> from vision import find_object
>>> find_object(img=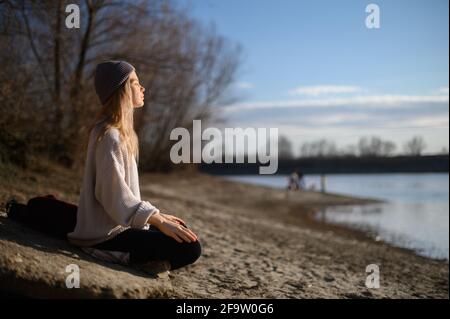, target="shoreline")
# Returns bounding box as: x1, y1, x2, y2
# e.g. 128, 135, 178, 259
0, 159, 448, 298
219, 174, 448, 263
140, 170, 448, 298
303, 205, 448, 263
225, 176, 447, 261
